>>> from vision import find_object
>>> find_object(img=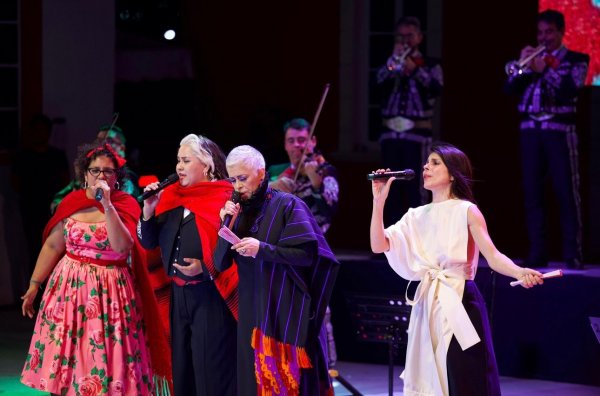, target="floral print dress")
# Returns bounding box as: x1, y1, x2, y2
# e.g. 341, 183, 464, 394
21, 218, 154, 396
